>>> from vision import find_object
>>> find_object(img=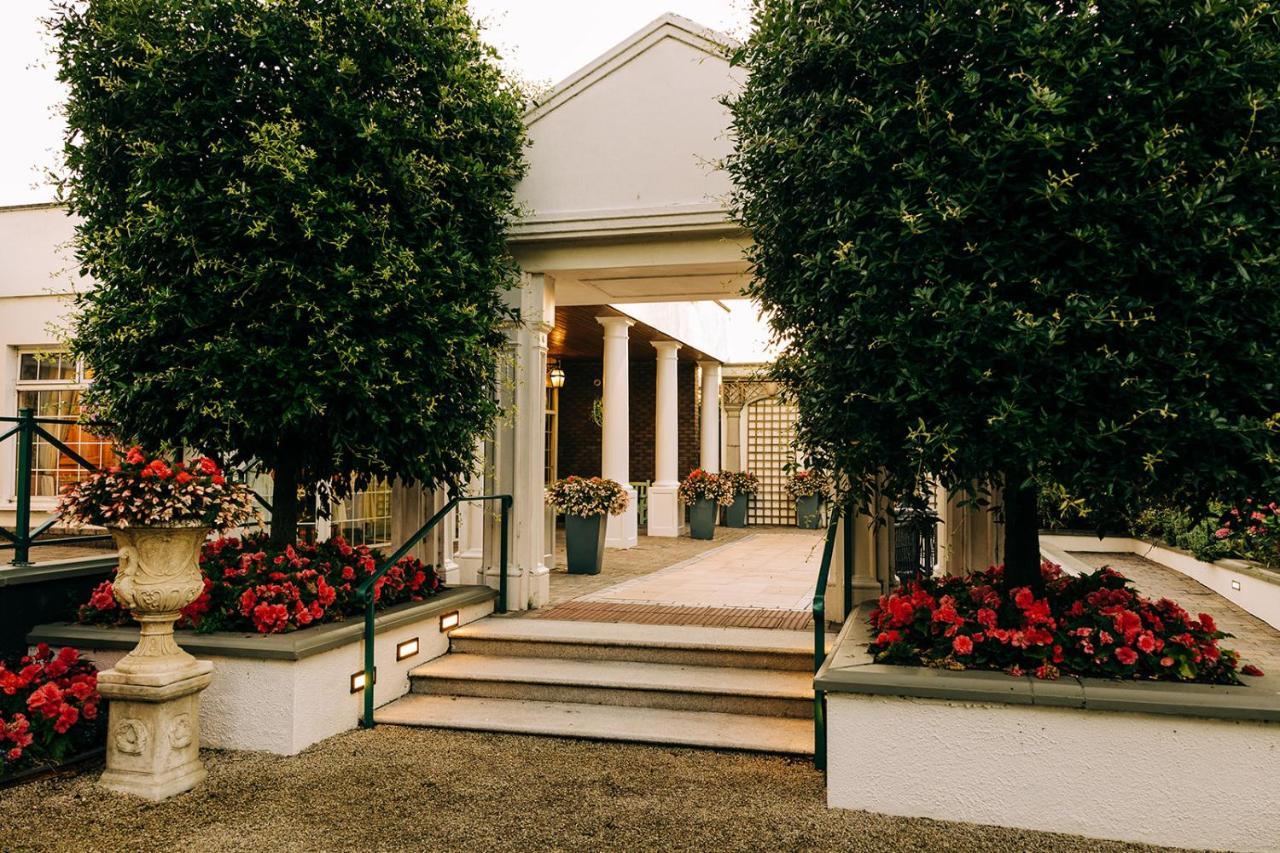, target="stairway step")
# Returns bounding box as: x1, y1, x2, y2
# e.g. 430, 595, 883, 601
409, 654, 813, 718
450, 618, 817, 671
375, 694, 814, 755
